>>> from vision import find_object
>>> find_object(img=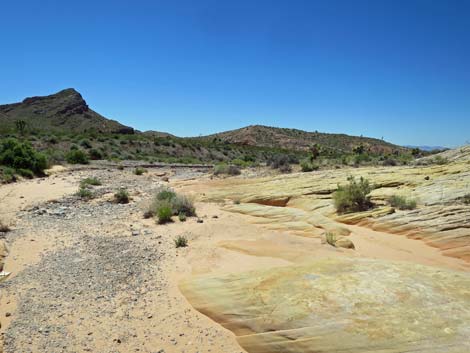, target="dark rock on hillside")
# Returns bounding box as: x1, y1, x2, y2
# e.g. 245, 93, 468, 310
0, 88, 134, 134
